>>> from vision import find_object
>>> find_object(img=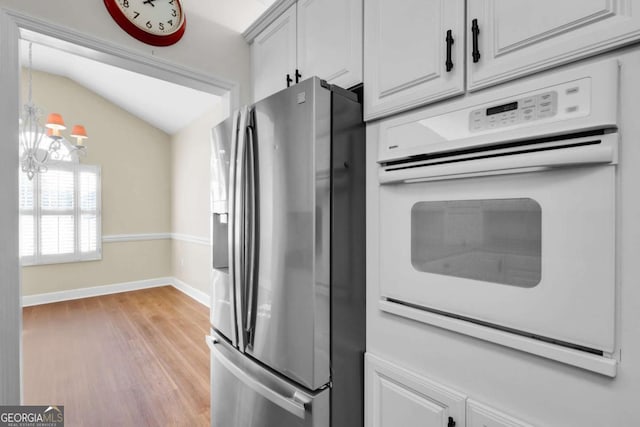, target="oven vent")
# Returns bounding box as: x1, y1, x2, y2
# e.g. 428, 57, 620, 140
379, 129, 618, 184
